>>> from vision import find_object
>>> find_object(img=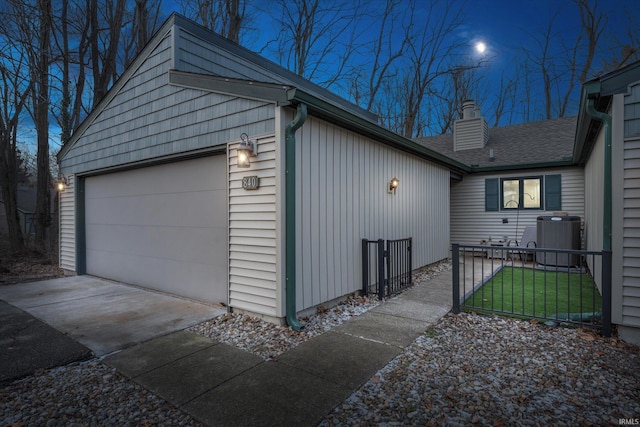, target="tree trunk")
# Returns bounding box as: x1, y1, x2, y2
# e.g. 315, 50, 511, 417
0, 142, 25, 253
33, 0, 52, 251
